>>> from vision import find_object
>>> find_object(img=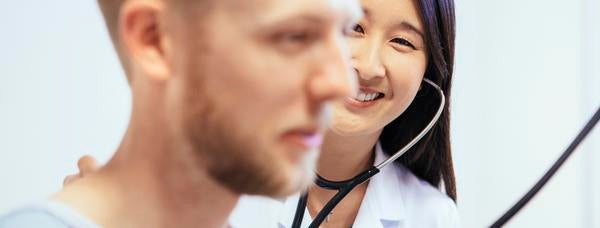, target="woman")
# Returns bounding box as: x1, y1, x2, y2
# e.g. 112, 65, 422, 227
230, 0, 458, 226
68, 0, 458, 226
